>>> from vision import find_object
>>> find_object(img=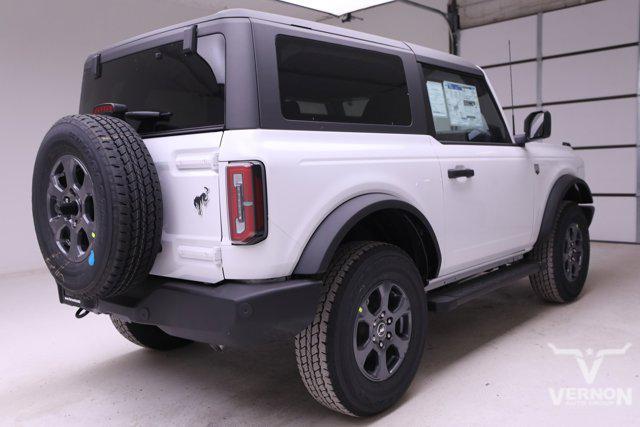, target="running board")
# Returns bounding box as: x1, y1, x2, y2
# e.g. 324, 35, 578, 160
427, 260, 540, 312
